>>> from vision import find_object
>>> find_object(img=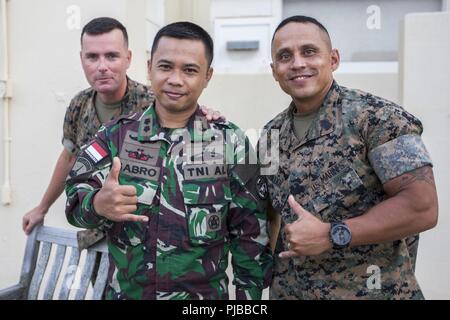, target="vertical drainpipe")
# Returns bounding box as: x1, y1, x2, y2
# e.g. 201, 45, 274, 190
1, 0, 12, 205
